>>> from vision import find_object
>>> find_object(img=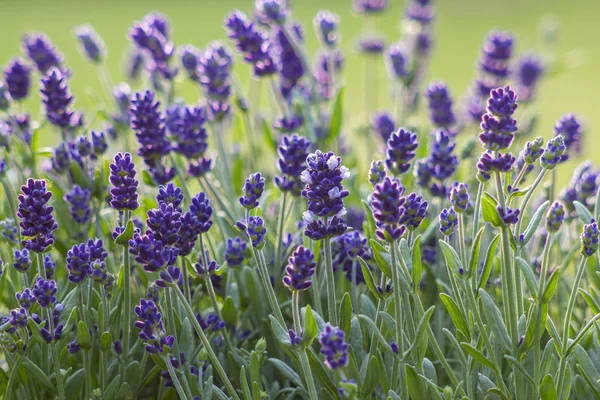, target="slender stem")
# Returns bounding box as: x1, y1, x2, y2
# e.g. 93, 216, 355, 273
533, 233, 553, 400
164, 355, 190, 400
252, 248, 285, 326
181, 258, 191, 303
458, 214, 468, 266
515, 169, 547, 236
274, 192, 288, 274
169, 154, 192, 202
390, 240, 408, 396
368, 274, 387, 356
214, 120, 233, 196
298, 350, 319, 400
323, 236, 338, 326
36, 254, 49, 373
79, 287, 92, 398
121, 210, 132, 381
46, 308, 66, 400
173, 285, 240, 400
100, 289, 109, 391
556, 257, 588, 397
199, 176, 237, 226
